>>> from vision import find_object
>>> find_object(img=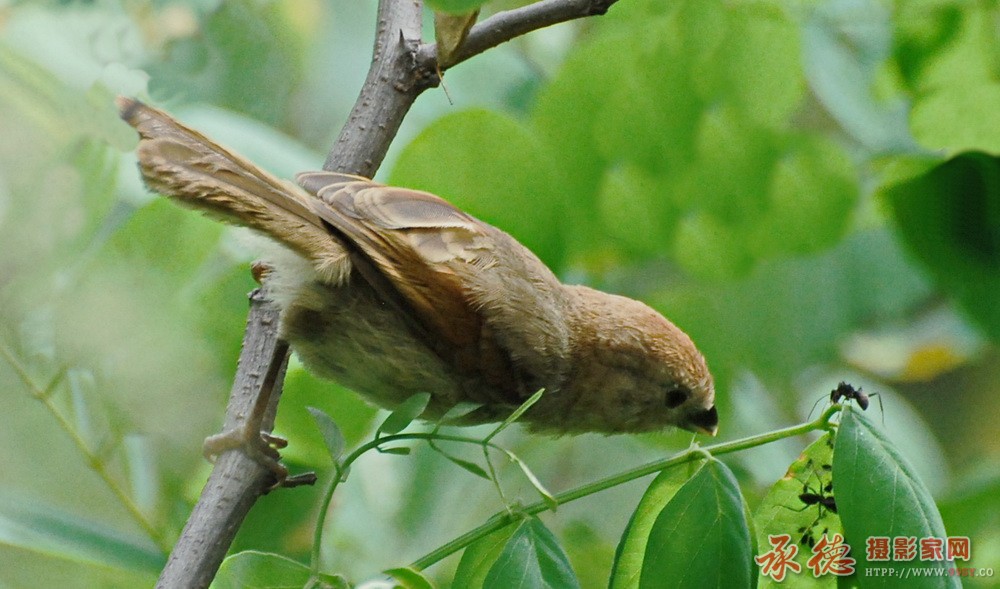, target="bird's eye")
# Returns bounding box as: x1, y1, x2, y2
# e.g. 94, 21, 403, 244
664, 387, 689, 408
